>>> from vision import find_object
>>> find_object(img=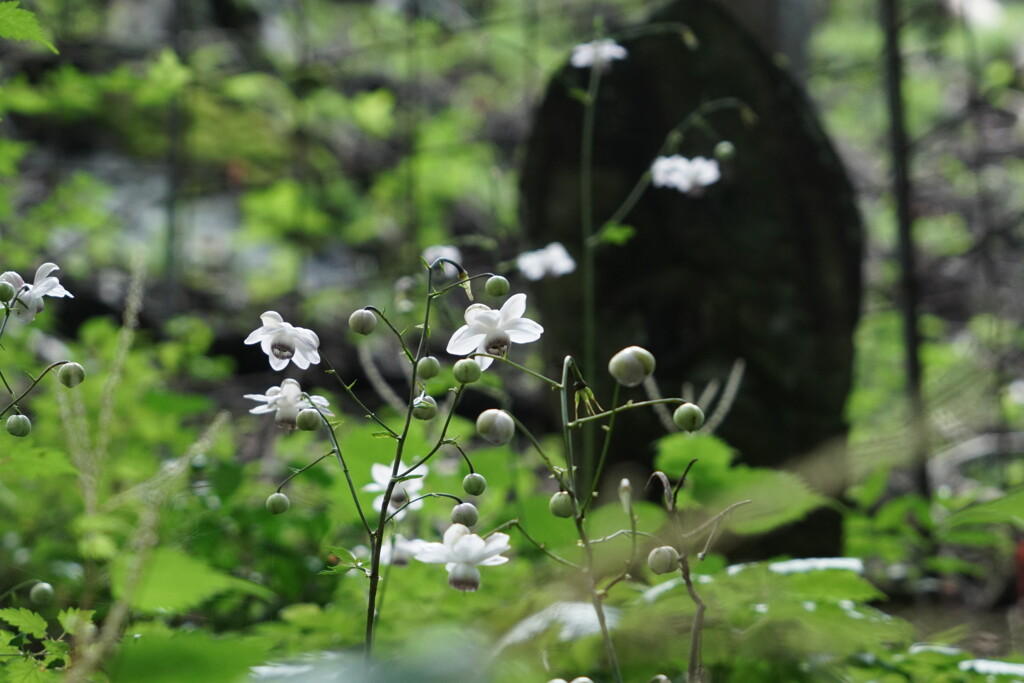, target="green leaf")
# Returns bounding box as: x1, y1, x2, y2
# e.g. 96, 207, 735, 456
320, 547, 370, 577
654, 433, 735, 479
0, 2, 57, 53
111, 547, 273, 614
57, 608, 95, 636
700, 468, 826, 535
0, 608, 47, 639
2, 657, 62, 682
108, 631, 269, 683
597, 222, 636, 246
